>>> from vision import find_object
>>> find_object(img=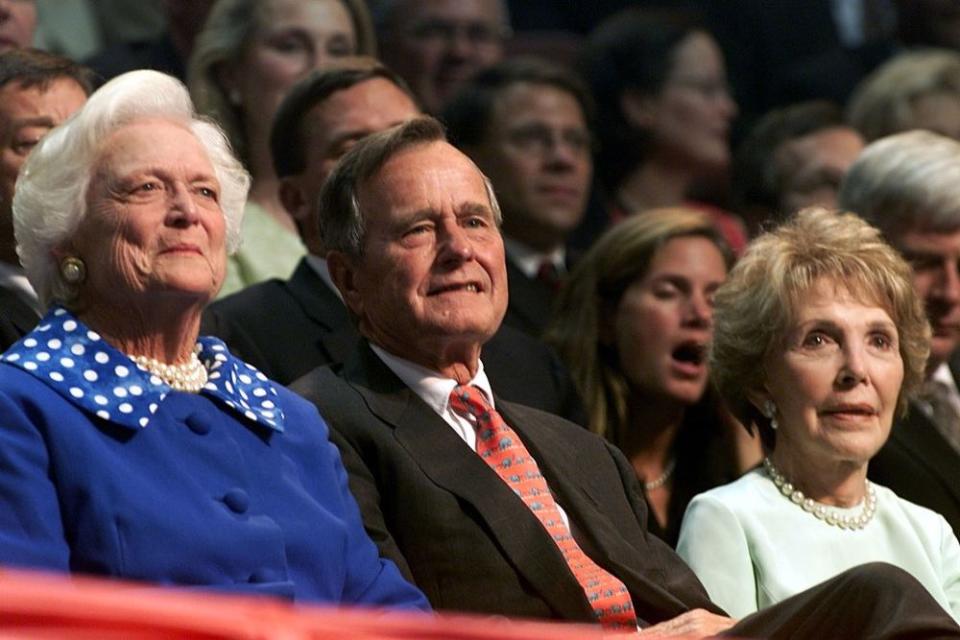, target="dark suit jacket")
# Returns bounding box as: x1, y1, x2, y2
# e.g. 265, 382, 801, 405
291, 344, 719, 624
869, 355, 960, 536
203, 259, 586, 424
502, 259, 556, 337
0, 284, 39, 352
